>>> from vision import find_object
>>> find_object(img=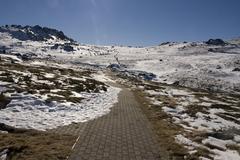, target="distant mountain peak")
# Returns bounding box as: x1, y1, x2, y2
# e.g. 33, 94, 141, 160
0, 24, 74, 42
